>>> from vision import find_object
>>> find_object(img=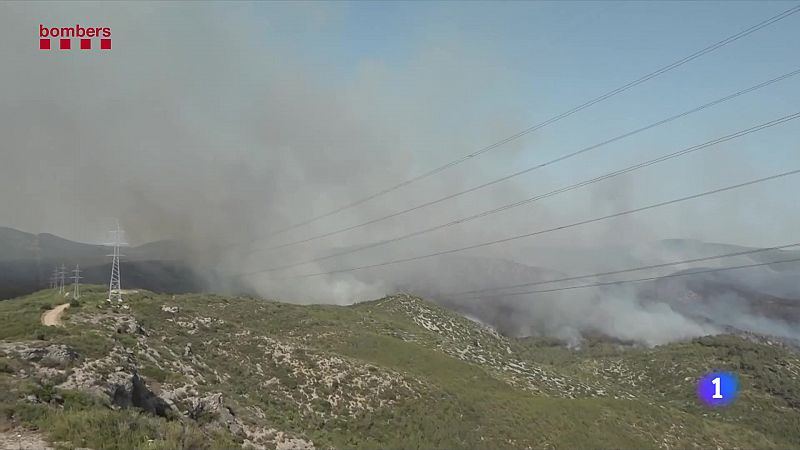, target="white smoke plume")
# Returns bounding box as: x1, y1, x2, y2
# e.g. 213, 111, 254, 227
2, 2, 798, 345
